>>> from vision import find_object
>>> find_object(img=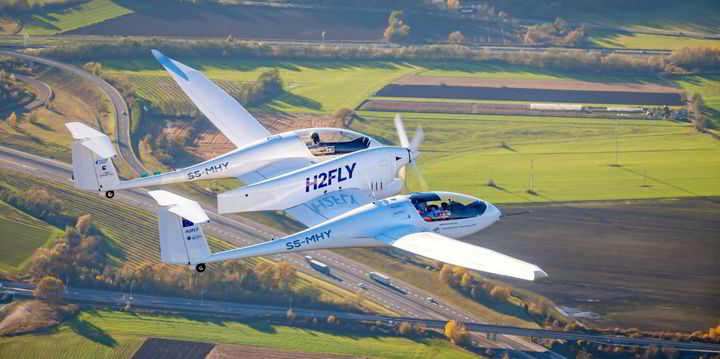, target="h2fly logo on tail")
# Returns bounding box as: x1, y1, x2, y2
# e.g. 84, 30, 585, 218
305, 162, 356, 193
